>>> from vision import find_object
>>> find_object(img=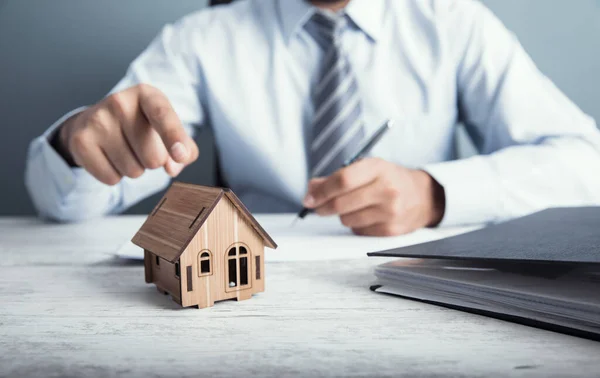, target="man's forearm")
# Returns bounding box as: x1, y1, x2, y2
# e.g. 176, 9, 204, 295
424, 134, 600, 227
25, 107, 169, 222
25, 108, 117, 221
26, 127, 173, 222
